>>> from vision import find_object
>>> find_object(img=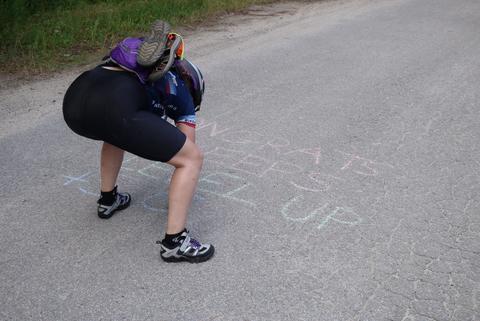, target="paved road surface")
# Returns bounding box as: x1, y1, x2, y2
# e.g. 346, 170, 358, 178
1, 0, 479, 320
